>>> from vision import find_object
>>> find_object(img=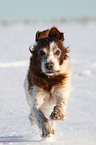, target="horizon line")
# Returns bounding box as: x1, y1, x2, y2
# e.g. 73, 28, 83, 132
0, 16, 96, 24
